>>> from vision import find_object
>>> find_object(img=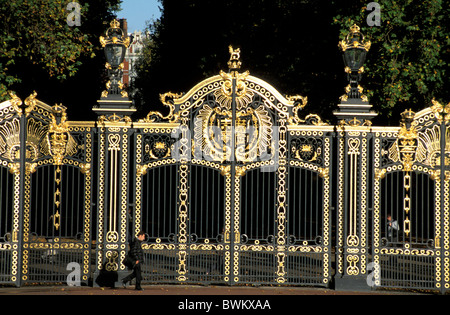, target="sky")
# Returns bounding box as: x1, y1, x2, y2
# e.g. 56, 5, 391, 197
116, 0, 162, 33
